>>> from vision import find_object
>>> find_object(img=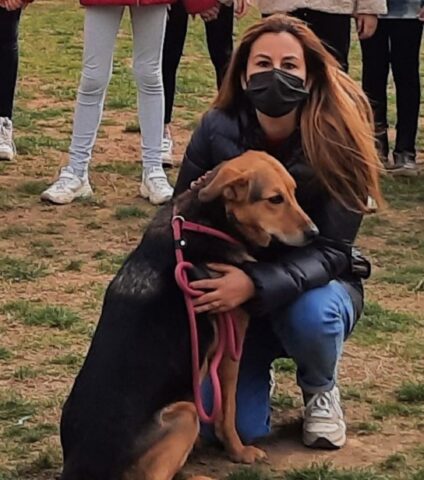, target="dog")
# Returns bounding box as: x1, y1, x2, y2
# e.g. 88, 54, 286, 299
59, 151, 317, 480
